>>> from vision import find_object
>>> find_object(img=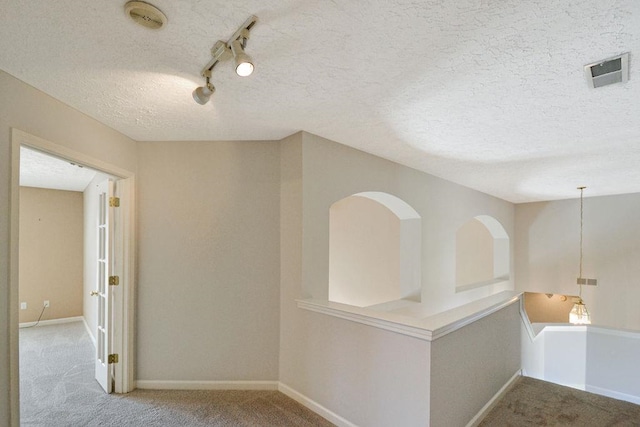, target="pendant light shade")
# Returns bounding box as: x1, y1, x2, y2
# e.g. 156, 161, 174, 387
570, 186, 594, 325
569, 298, 591, 324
